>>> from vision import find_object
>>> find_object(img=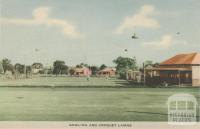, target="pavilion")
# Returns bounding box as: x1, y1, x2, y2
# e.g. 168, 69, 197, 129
145, 52, 200, 86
